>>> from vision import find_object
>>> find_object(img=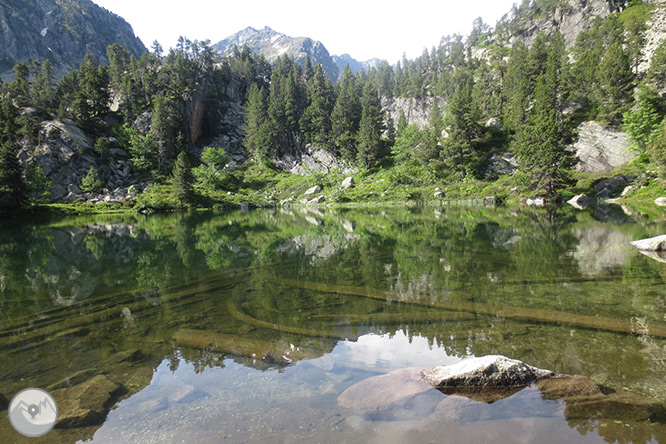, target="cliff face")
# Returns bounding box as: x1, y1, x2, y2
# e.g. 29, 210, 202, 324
493, 0, 629, 48
0, 0, 146, 78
